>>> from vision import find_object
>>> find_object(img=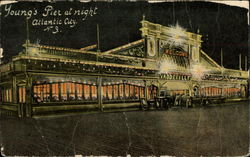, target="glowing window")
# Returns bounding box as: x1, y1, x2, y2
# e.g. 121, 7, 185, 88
76, 84, 83, 100
19, 87, 26, 103
107, 85, 113, 99
125, 84, 129, 98
129, 85, 135, 98
119, 84, 124, 99
68, 83, 75, 100
140, 87, 145, 98
43, 84, 50, 102
91, 85, 97, 100
60, 83, 67, 101
114, 85, 119, 99
84, 85, 90, 100
135, 86, 139, 99
52, 83, 59, 101
102, 85, 107, 100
